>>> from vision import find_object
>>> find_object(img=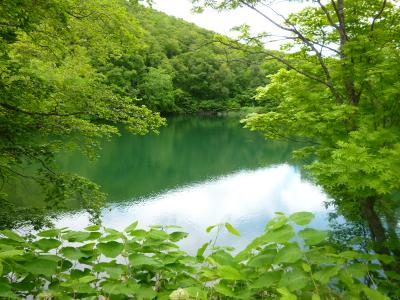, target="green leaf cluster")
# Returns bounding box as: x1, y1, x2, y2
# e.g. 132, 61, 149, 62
0, 213, 395, 299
